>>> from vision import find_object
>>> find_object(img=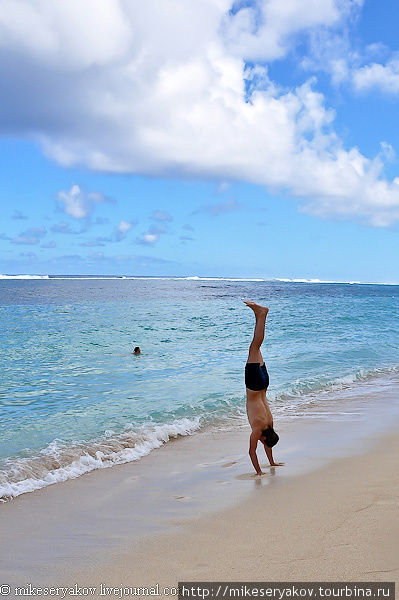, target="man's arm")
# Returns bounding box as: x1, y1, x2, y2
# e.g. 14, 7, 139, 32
263, 443, 284, 467
249, 432, 264, 475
